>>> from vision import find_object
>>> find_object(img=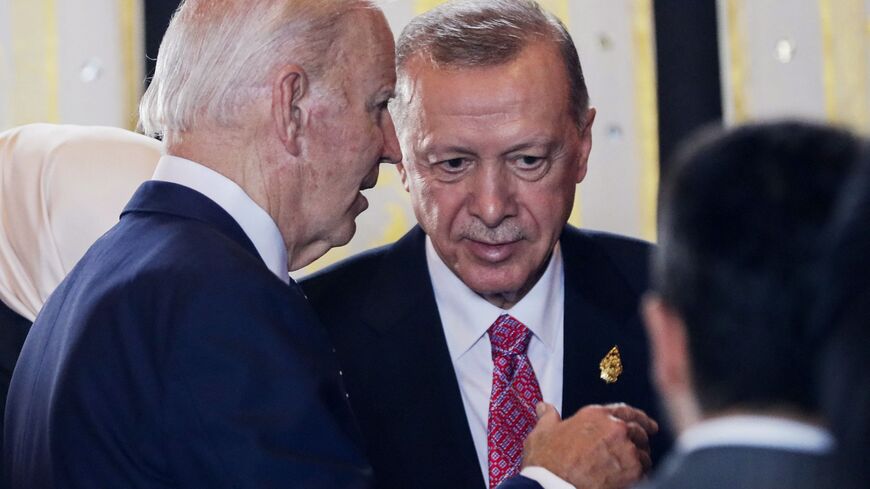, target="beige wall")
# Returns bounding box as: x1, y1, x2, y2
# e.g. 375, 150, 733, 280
0, 0, 144, 131
718, 0, 869, 131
